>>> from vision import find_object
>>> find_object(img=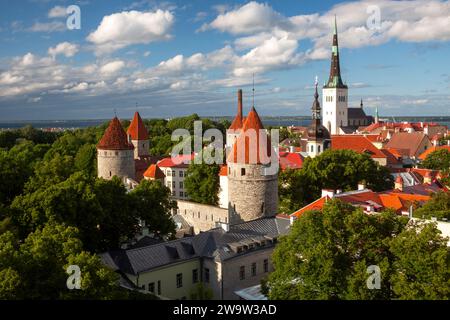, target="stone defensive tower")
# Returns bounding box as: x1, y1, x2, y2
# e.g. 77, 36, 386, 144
127, 111, 150, 159
97, 117, 135, 180
227, 107, 278, 223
